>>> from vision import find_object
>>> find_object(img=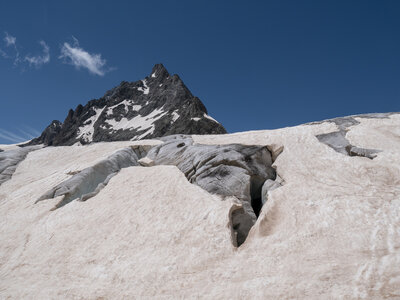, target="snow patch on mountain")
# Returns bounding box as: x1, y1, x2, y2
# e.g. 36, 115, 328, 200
77, 107, 105, 142
203, 113, 219, 123
135, 128, 154, 140
171, 110, 180, 122
191, 114, 218, 123
137, 79, 150, 95
105, 107, 167, 134
106, 100, 141, 116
